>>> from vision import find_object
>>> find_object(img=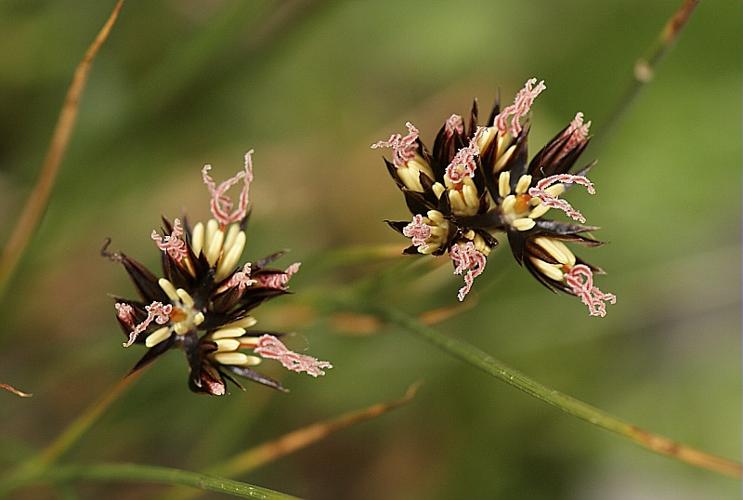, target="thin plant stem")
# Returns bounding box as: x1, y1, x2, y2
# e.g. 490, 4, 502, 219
0, 383, 32, 398
595, 0, 700, 147
0, 462, 298, 500
371, 304, 741, 479
0, 0, 126, 298
160, 384, 420, 500
218, 383, 419, 477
